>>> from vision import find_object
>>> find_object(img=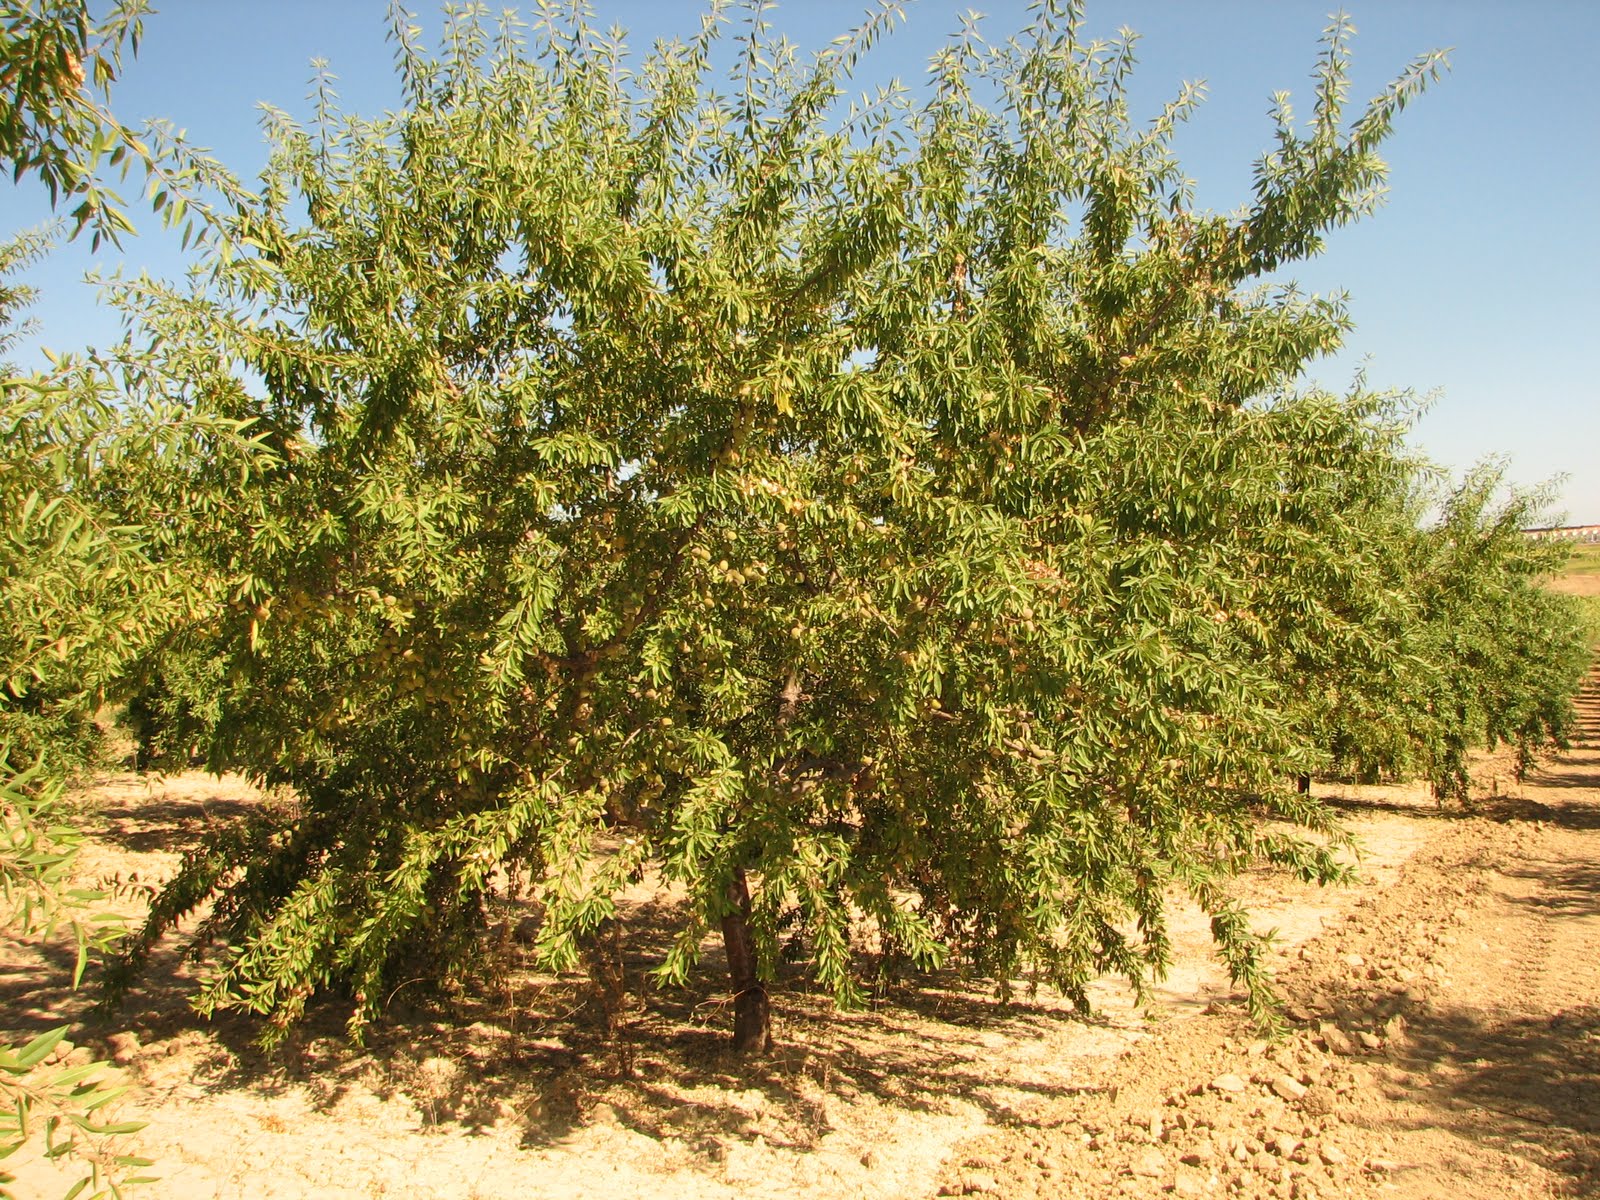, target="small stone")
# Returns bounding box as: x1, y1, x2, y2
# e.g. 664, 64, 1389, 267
1343, 953, 1365, 969
1173, 1168, 1208, 1197
106, 1032, 141, 1064
1366, 1157, 1398, 1174
1273, 1135, 1300, 1159
1210, 1073, 1249, 1094
1131, 1148, 1167, 1178
1317, 1024, 1355, 1056
962, 1171, 1000, 1194
1320, 1145, 1348, 1166
1356, 1032, 1383, 1051
1299, 1089, 1334, 1117
1181, 1141, 1216, 1165
1272, 1075, 1308, 1102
